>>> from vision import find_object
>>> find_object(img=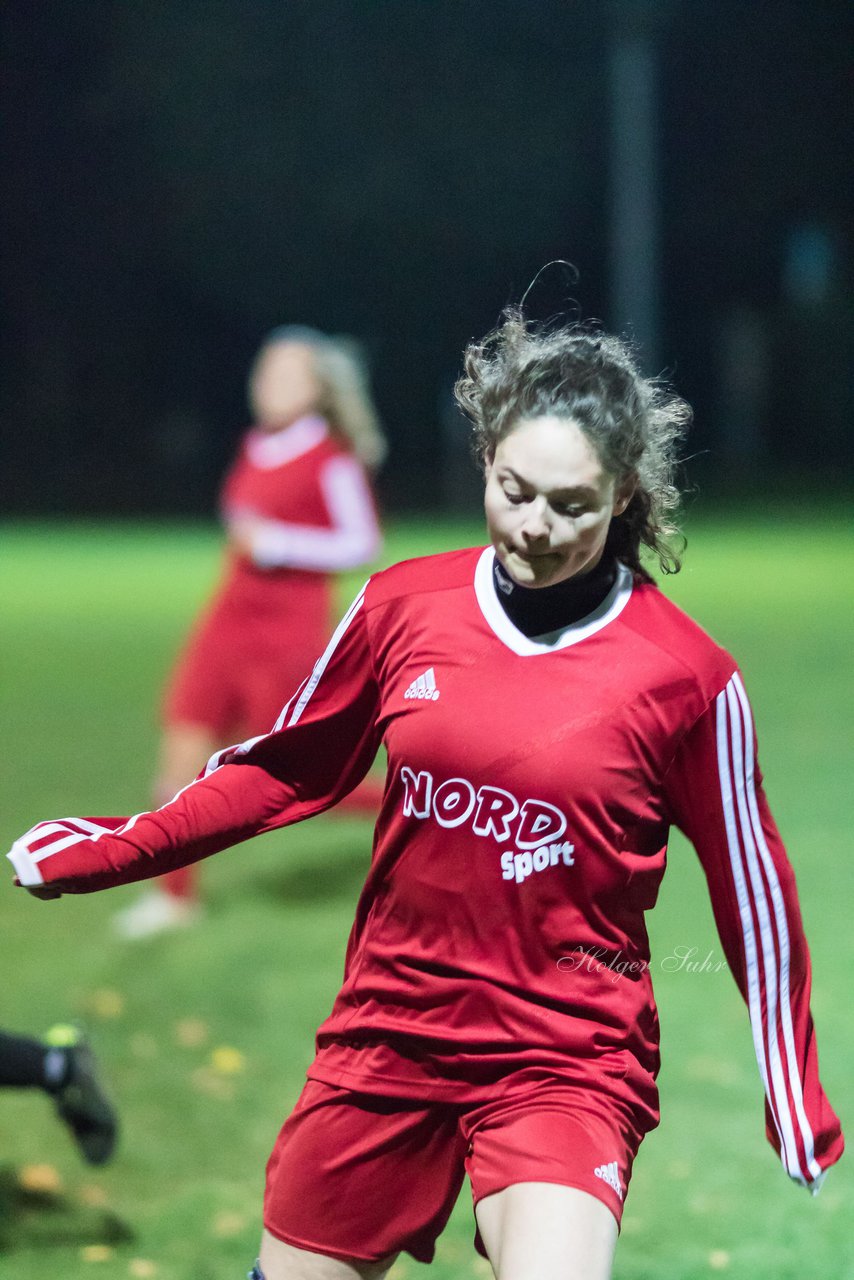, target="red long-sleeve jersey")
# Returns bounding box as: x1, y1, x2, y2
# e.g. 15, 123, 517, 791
8, 547, 843, 1189
222, 412, 381, 577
